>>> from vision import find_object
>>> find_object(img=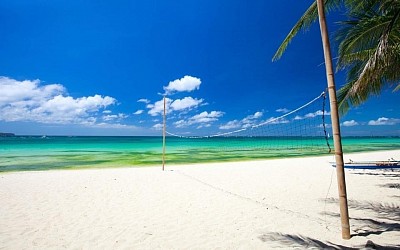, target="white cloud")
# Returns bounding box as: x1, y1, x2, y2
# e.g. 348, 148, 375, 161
174, 111, 224, 128
153, 123, 163, 130
174, 119, 187, 128
147, 96, 203, 116
103, 115, 118, 121
170, 97, 203, 111
294, 110, 330, 120
103, 110, 112, 114
317, 123, 332, 129
342, 120, 359, 127
163, 75, 201, 94
38, 95, 115, 113
0, 76, 117, 125
102, 113, 128, 121
219, 120, 241, 130
305, 110, 324, 118
368, 117, 400, 126
137, 98, 150, 104
220, 111, 263, 130
294, 115, 302, 120
191, 111, 223, 124
147, 98, 172, 116
133, 110, 144, 115
242, 111, 263, 124
276, 108, 290, 113
263, 117, 290, 125
89, 123, 137, 129
197, 124, 211, 129
250, 111, 263, 119
0, 77, 65, 106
